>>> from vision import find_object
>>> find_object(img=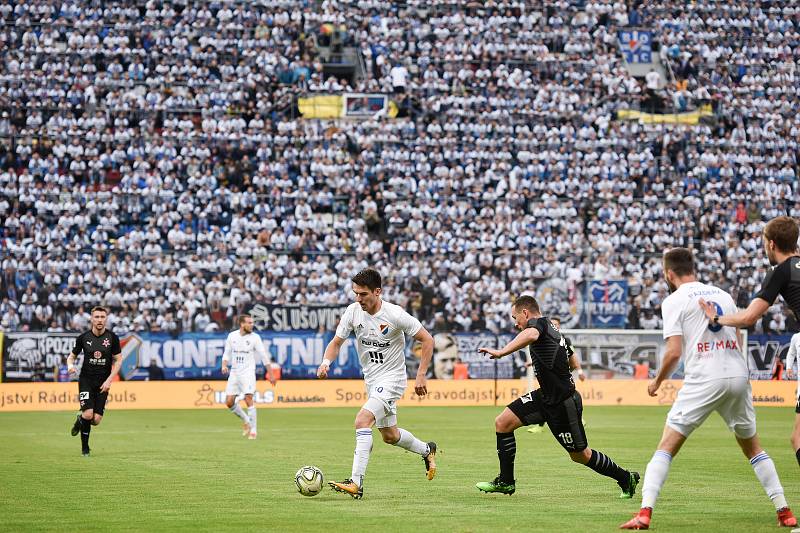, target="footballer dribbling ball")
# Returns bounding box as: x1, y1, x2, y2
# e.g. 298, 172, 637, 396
295, 466, 324, 497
